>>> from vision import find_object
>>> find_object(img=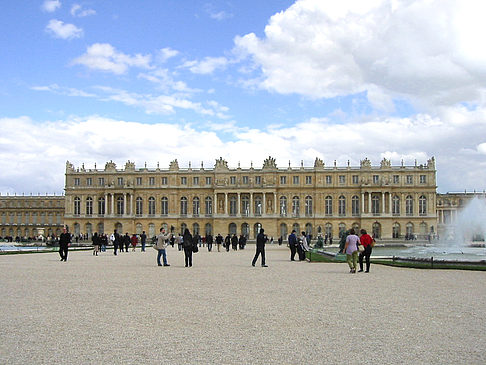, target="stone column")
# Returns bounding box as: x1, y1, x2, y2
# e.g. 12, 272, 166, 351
224, 193, 228, 215
250, 193, 253, 217
274, 192, 277, 215
104, 193, 108, 215
361, 193, 365, 214
368, 192, 372, 214
237, 193, 241, 215
123, 194, 127, 216
382, 192, 386, 214
130, 193, 133, 216
263, 193, 266, 216
214, 193, 217, 215
111, 193, 115, 216
389, 193, 393, 214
